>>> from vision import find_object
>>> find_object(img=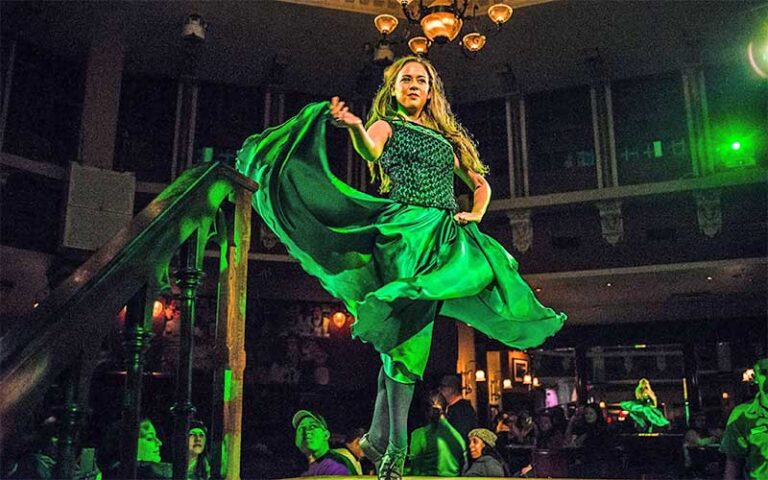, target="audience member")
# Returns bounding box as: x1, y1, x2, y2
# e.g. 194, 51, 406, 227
331, 427, 368, 475
494, 411, 513, 435
462, 428, 510, 477
292, 410, 354, 476
408, 390, 466, 477
439, 374, 478, 441
7, 416, 60, 479
565, 404, 613, 478
565, 403, 607, 448
512, 410, 537, 445
99, 418, 171, 479
683, 412, 722, 477
535, 410, 566, 450
684, 412, 720, 448
134, 419, 172, 479
187, 420, 211, 480
721, 358, 768, 480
